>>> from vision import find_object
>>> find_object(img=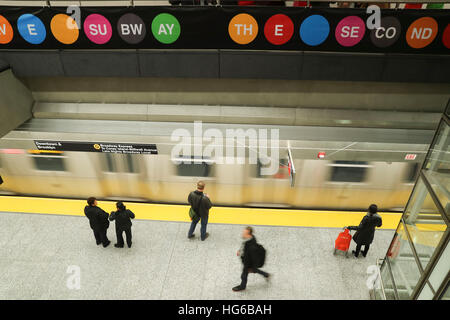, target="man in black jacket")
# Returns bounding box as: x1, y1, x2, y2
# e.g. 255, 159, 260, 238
187, 181, 212, 241
233, 226, 270, 292
348, 204, 383, 257
109, 201, 135, 248
84, 197, 110, 247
